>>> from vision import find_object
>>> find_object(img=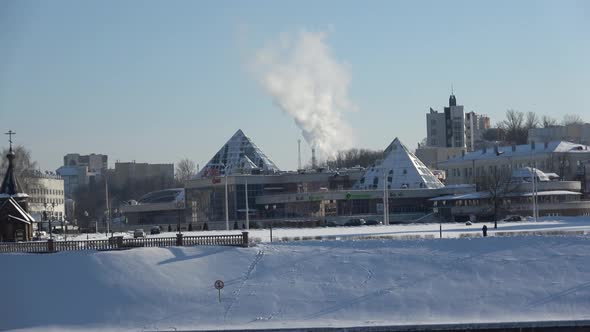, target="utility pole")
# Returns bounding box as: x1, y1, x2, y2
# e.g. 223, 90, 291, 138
383, 171, 389, 225
245, 178, 250, 230
105, 174, 110, 236
297, 139, 302, 170
224, 165, 229, 231
531, 146, 537, 222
